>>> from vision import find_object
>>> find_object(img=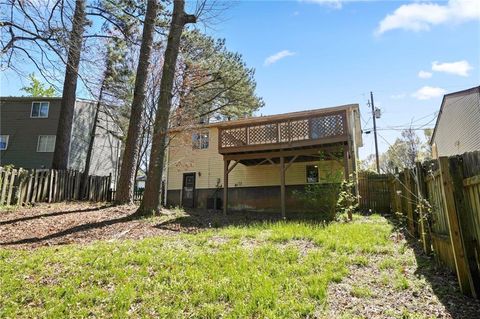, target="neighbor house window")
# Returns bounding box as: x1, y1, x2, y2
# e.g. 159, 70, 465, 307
306, 165, 319, 183
37, 135, 56, 152
192, 131, 209, 149
0, 135, 9, 150
31, 101, 49, 118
